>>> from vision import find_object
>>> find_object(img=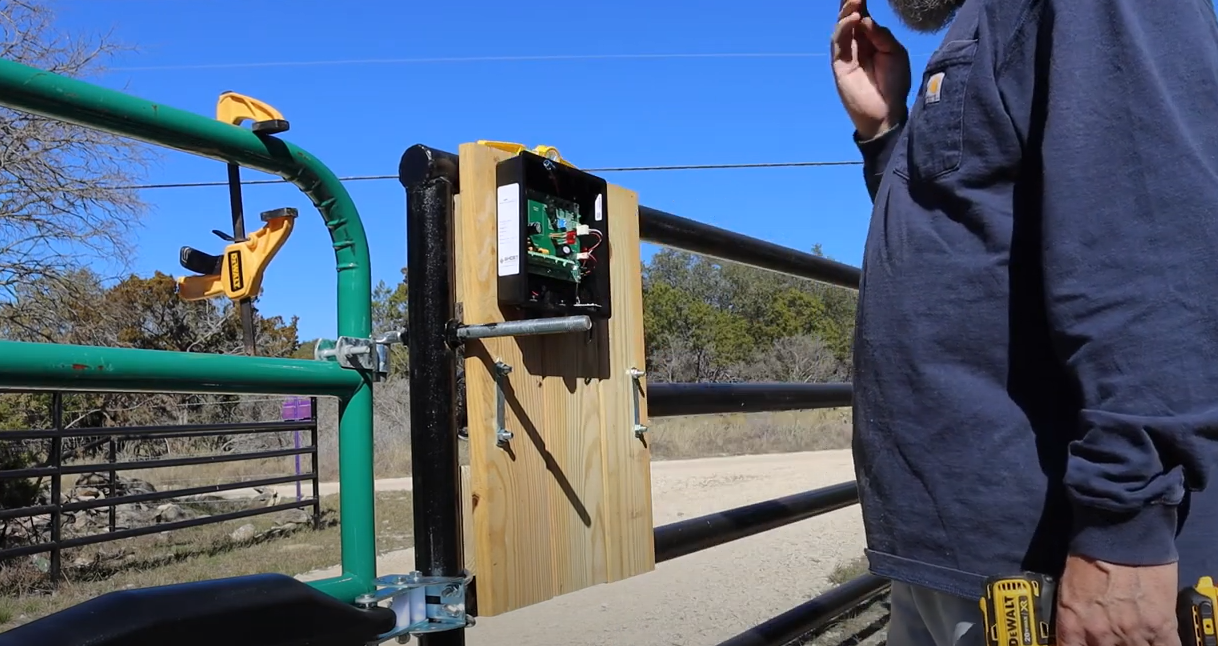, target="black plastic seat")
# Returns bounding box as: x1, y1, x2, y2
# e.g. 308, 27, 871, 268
0, 573, 396, 646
